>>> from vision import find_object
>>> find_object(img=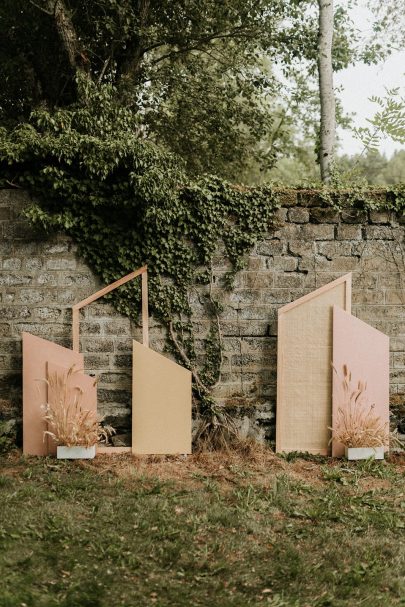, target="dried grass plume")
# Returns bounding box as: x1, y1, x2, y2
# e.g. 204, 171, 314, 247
40, 365, 114, 448
330, 364, 389, 448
